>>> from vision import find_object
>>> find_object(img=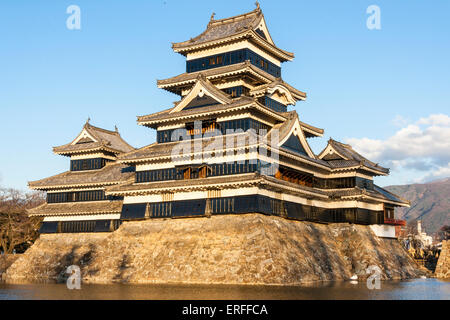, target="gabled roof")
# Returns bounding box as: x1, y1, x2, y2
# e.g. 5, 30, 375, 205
137, 95, 287, 128
267, 111, 317, 158
53, 121, 135, 156
169, 75, 232, 113
137, 96, 259, 127
250, 79, 307, 102
318, 139, 389, 175
171, 4, 294, 62
298, 121, 324, 138
28, 162, 135, 190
